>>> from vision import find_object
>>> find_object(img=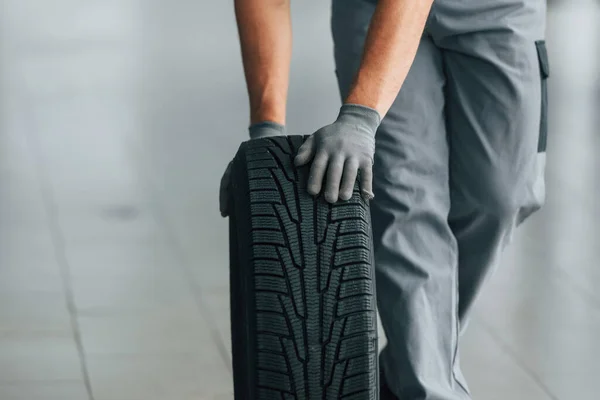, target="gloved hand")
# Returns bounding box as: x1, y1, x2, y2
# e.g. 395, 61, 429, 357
219, 121, 286, 217
294, 103, 381, 203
